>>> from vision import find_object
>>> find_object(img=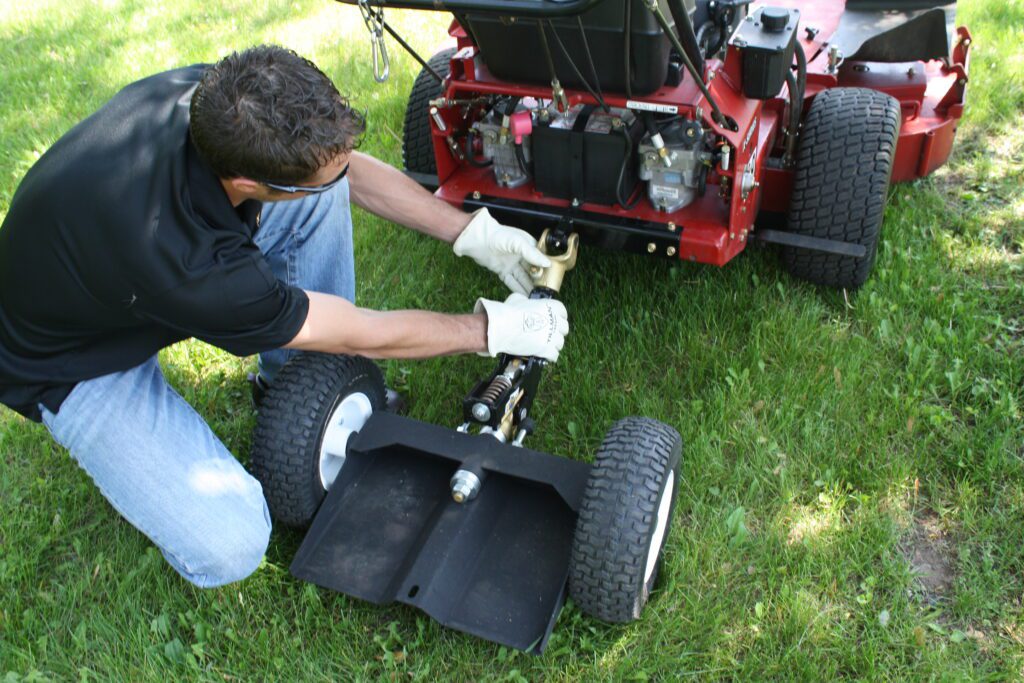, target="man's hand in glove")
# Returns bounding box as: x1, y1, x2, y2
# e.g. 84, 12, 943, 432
453, 208, 551, 295
475, 293, 569, 362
